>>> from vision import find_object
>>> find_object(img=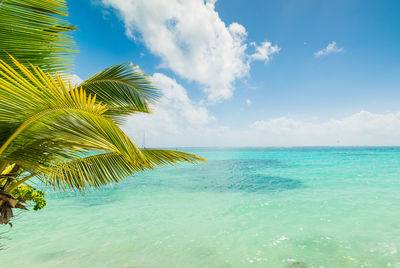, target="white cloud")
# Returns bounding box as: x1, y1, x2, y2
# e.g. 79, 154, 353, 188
314, 41, 344, 57
65, 74, 83, 87
249, 41, 280, 63
100, 0, 279, 102
122, 73, 215, 146
152, 73, 214, 125
249, 111, 400, 146
246, 99, 252, 105
124, 109, 400, 147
